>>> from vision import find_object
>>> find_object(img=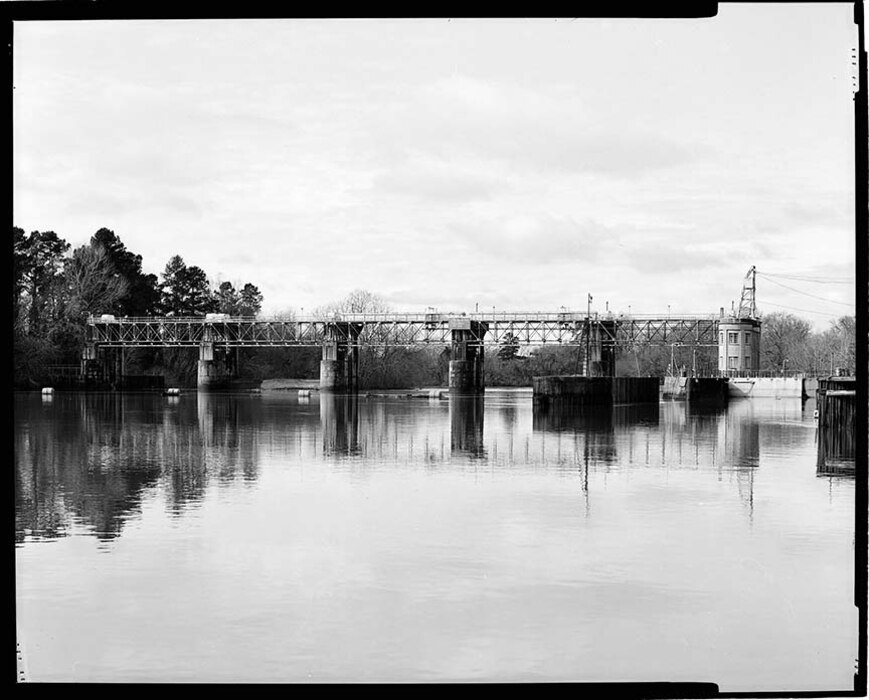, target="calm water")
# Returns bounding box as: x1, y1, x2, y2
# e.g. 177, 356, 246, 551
15, 389, 857, 688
